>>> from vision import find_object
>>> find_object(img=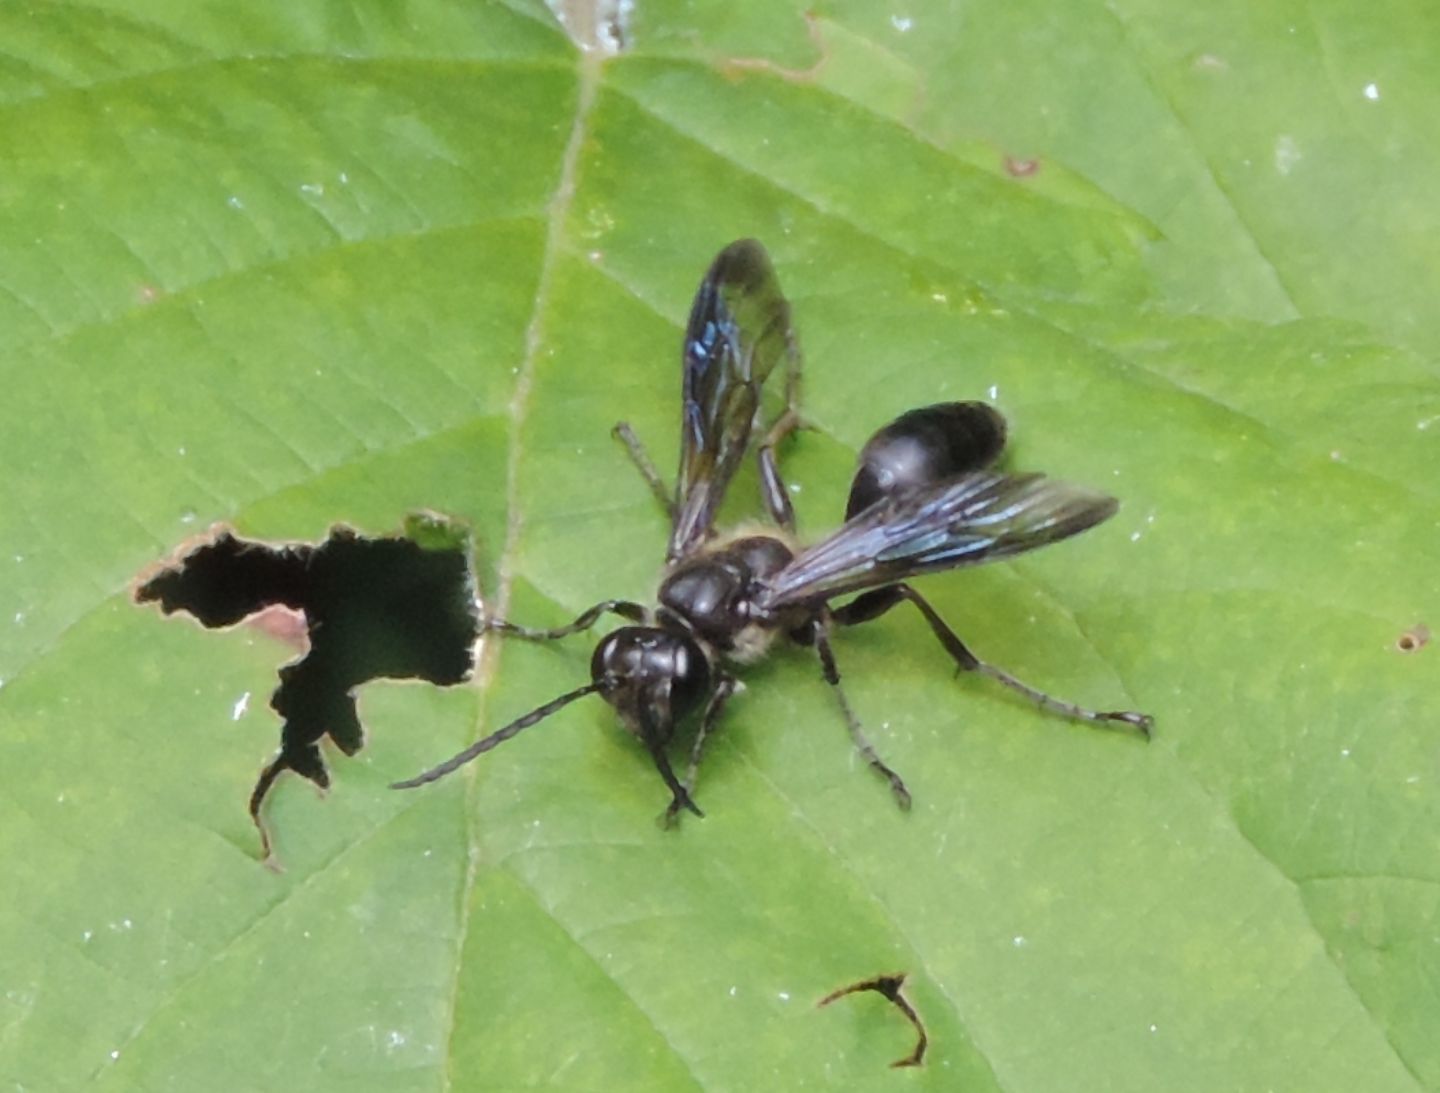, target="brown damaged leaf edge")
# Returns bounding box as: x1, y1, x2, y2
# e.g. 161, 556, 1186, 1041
719, 10, 830, 84
819, 971, 928, 1069
133, 512, 479, 864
